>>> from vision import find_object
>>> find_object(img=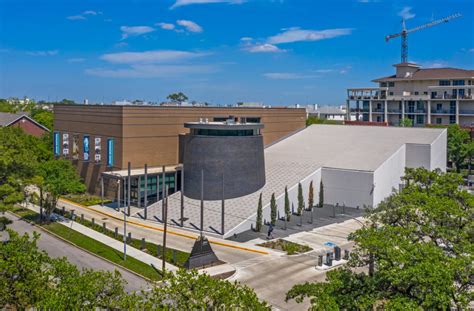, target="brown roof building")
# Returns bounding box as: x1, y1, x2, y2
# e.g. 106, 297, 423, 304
0, 112, 50, 137
346, 62, 474, 127
53, 104, 306, 205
